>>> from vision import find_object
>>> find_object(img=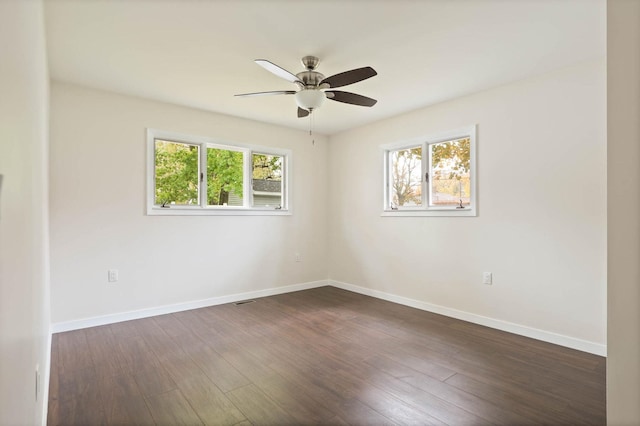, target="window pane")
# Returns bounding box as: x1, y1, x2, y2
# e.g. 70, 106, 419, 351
252, 153, 283, 208
429, 137, 471, 207
207, 147, 244, 206
390, 146, 423, 207
154, 140, 199, 206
